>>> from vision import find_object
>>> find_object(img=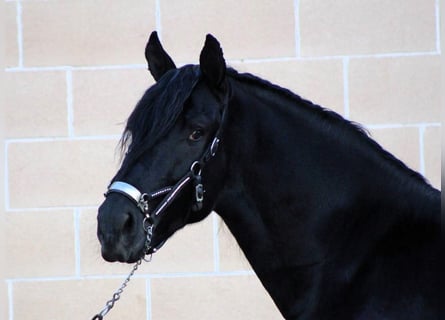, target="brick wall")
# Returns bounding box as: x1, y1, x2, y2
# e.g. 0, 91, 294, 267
1, 1, 441, 319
